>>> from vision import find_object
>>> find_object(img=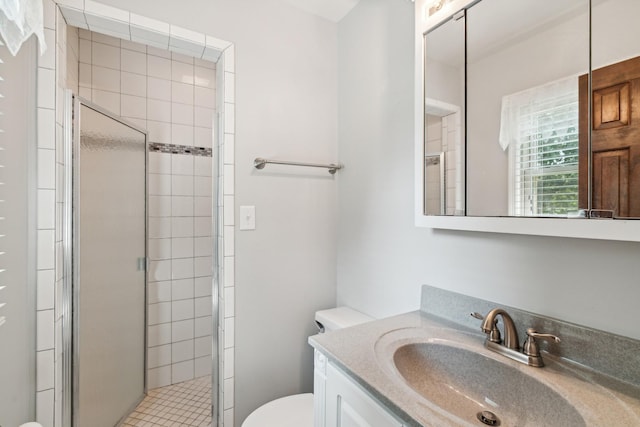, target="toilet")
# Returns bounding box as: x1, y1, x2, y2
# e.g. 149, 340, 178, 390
242, 307, 373, 427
